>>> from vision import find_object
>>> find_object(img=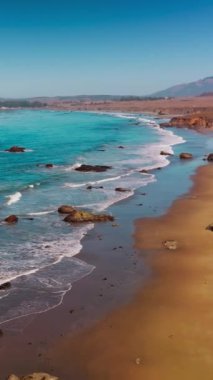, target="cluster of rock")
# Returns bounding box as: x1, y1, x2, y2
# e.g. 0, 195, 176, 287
6, 146, 26, 153
58, 205, 114, 223
75, 164, 112, 172
160, 114, 213, 129
7, 373, 58, 380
